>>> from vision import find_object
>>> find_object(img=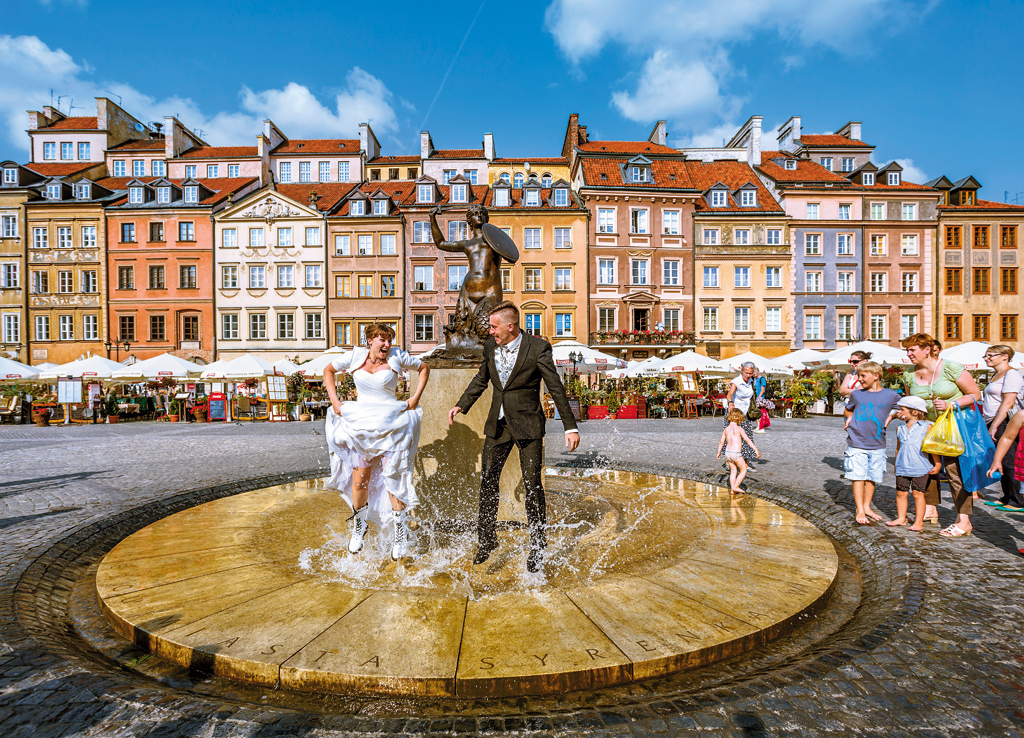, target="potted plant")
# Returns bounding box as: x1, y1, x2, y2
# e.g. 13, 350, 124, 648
192, 394, 208, 423
167, 398, 182, 423
105, 394, 120, 424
